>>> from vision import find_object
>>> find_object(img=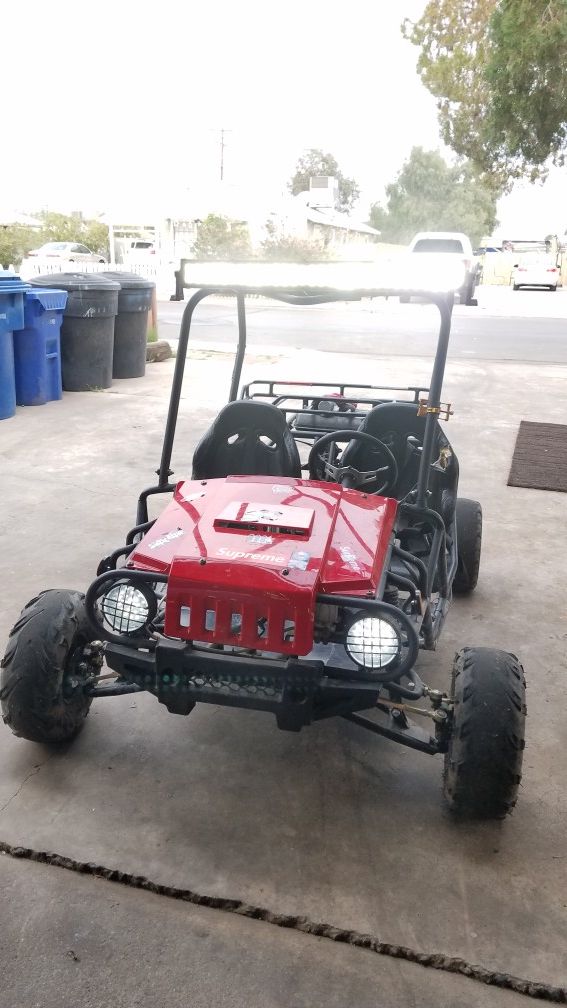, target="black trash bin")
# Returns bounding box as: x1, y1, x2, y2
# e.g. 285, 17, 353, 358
31, 273, 119, 391
101, 272, 155, 379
